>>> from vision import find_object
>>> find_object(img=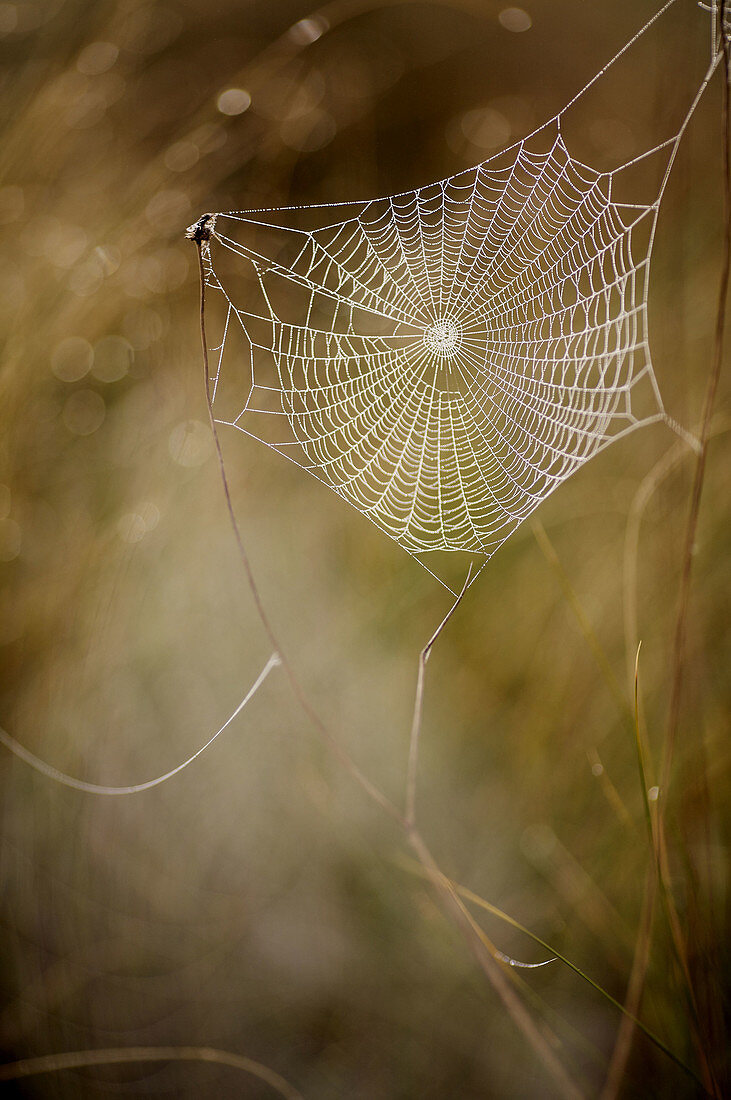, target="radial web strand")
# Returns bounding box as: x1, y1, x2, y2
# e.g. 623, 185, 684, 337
192, 0, 723, 590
